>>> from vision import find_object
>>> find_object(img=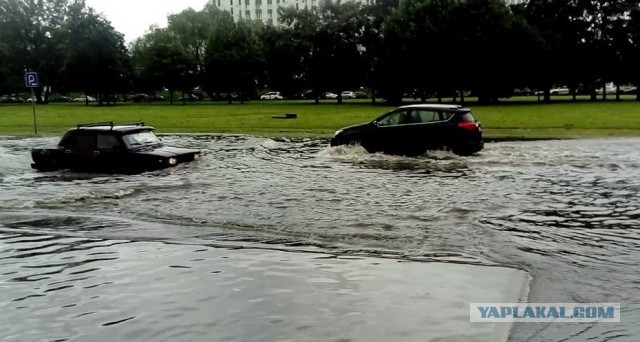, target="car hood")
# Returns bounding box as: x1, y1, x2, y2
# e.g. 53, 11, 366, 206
336, 123, 372, 134
132, 146, 200, 157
